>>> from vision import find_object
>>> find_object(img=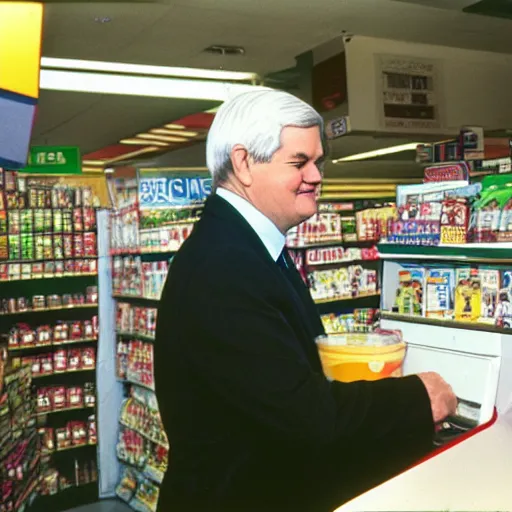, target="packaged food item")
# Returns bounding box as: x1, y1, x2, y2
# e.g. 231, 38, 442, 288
74, 234, 84, 258
8, 234, 21, 260
67, 349, 82, 371
53, 235, 64, 260
43, 209, 53, 232
83, 232, 97, 257
84, 382, 96, 408
53, 209, 63, 233
67, 386, 84, 409
81, 348, 96, 370
393, 268, 425, 316
54, 350, 68, 373
480, 268, 500, 323
40, 355, 54, 375
37, 388, 52, 413
454, 268, 481, 322
38, 427, 55, 453
52, 387, 67, 410
425, 268, 454, 319
55, 426, 71, 450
